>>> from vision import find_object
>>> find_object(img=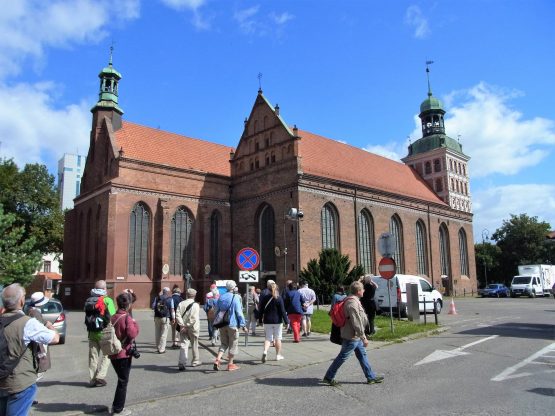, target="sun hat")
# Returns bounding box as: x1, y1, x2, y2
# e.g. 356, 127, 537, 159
30, 292, 49, 307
